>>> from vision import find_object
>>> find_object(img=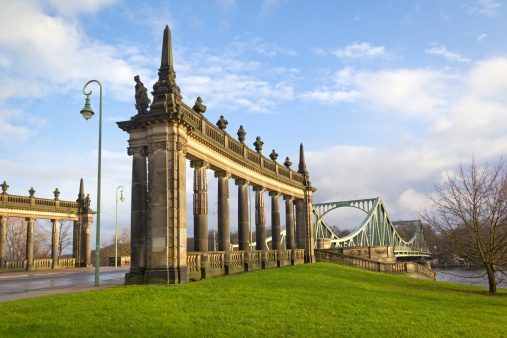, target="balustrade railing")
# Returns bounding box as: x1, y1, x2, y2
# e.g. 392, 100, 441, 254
187, 252, 202, 273
314, 249, 436, 280
4, 260, 27, 270
295, 249, 305, 261
281, 250, 291, 262
278, 166, 290, 178
228, 139, 244, 156
263, 160, 276, 172
246, 149, 261, 165
266, 250, 277, 263
59, 258, 76, 268
231, 251, 244, 267
209, 251, 225, 269
205, 125, 225, 146
250, 250, 262, 265
34, 259, 53, 269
